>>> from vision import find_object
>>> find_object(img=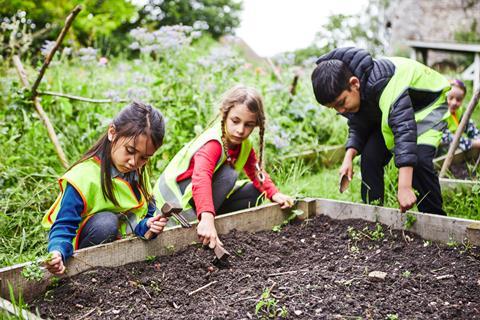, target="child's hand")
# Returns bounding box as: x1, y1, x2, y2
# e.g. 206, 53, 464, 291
45, 251, 65, 275
339, 158, 354, 181
146, 215, 168, 235
272, 192, 294, 209
197, 212, 223, 249
397, 186, 416, 213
